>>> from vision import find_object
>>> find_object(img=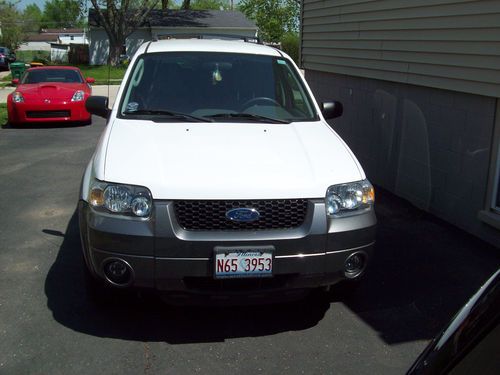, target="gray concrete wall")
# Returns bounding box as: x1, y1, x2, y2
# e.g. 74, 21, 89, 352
306, 69, 500, 246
